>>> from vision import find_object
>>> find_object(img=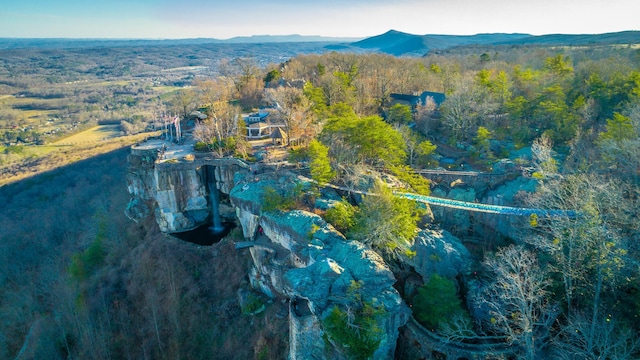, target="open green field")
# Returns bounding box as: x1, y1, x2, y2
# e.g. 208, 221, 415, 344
162, 66, 208, 72
151, 85, 181, 93
92, 79, 136, 87
52, 125, 121, 145
1, 94, 61, 121
24, 145, 60, 156
1, 130, 159, 186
